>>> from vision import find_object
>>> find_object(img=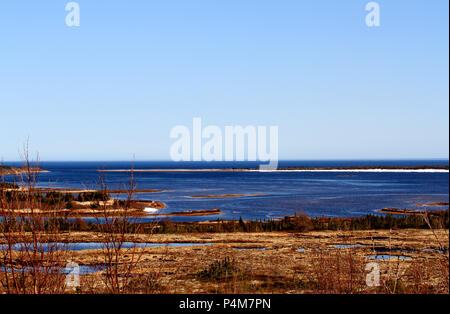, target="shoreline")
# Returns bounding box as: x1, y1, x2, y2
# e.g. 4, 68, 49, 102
1, 200, 166, 218
188, 193, 267, 198
98, 166, 449, 173
0, 166, 49, 176
378, 207, 449, 216
32, 187, 167, 194
0, 207, 227, 218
